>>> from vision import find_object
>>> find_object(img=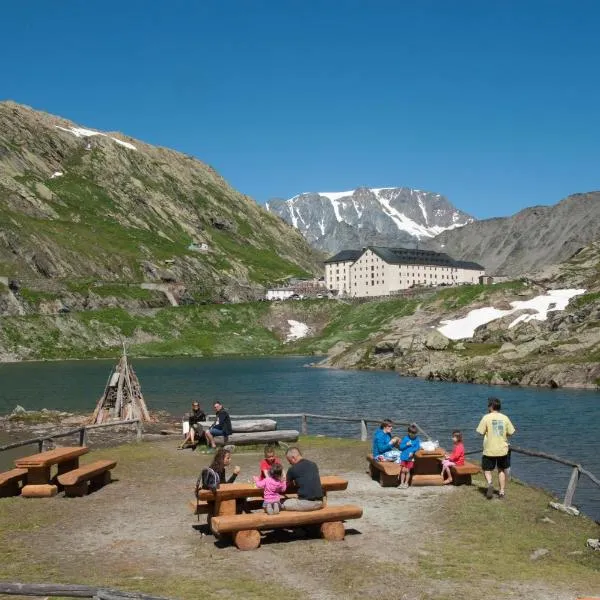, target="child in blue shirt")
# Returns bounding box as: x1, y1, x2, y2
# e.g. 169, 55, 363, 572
398, 423, 421, 488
